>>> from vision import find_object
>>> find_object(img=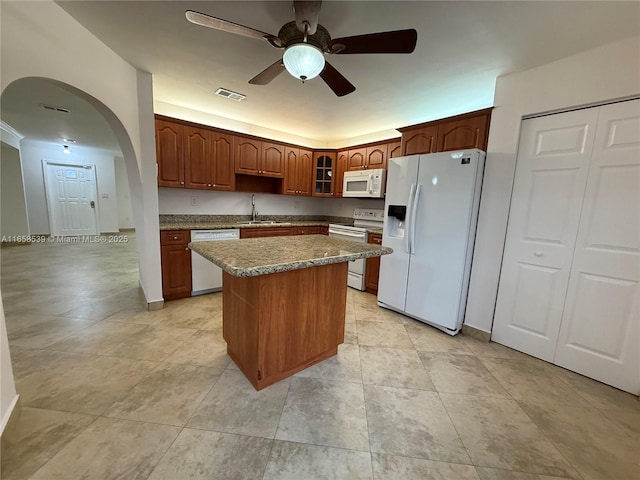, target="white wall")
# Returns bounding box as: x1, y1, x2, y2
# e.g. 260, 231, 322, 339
159, 188, 326, 216
114, 156, 134, 229
0, 294, 18, 434
1, 0, 162, 303
1, 142, 30, 238
158, 188, 387, 218
1, 1, 165, 425
465, 35, 640, 334
20, 140, 120, 234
